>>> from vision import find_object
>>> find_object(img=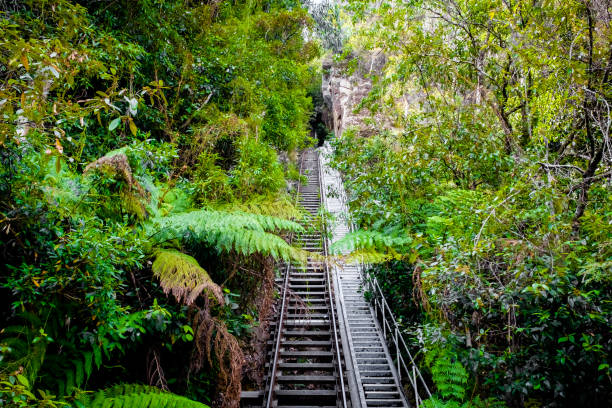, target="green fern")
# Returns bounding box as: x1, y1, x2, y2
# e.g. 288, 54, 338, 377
330, 227, 412, 263
431, 356, 468, 401
423, 396, 507, 408
152, 249, 224, 305
422, 397, 463, 408
77, 384, 209, 408
0, 313, 47, 387
216, 194, 304, 220
425, 348, 469, 402
147, 209, 308, 262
